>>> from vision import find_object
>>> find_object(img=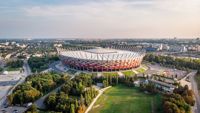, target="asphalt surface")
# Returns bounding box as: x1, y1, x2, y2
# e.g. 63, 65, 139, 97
190, 71, 200, 113
34, 84, 64, 109
49, 61, 63, 73
1, 106, 27, 113
0, 60, 32, 112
